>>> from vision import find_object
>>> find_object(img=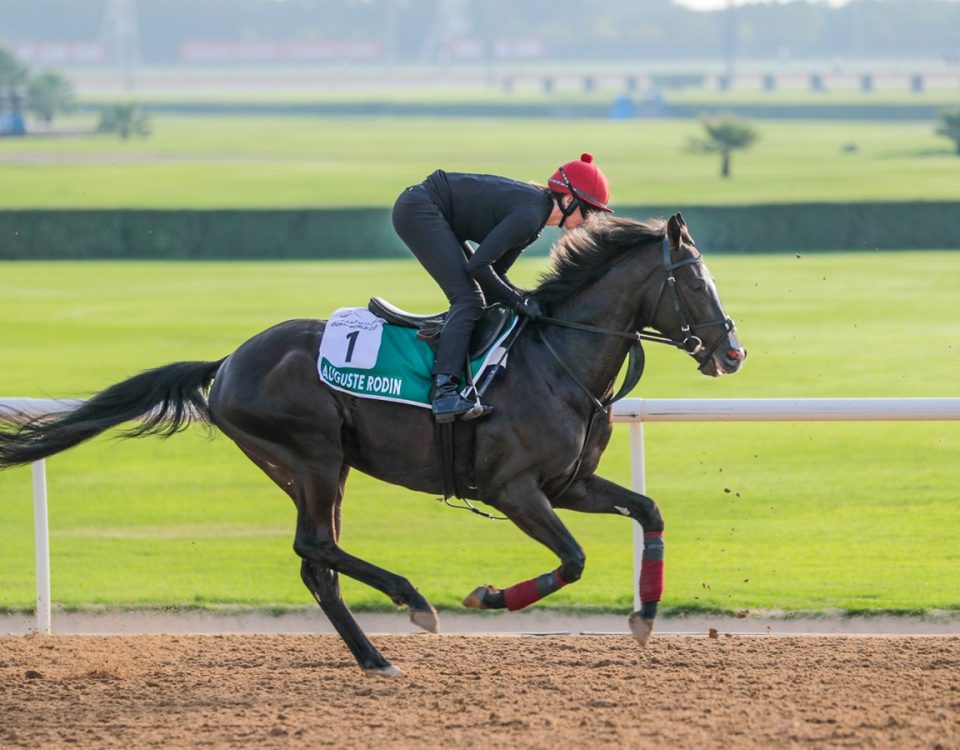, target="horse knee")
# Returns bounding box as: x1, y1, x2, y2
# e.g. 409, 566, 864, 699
559, 550, 586, 584
636, 497, 664, 533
